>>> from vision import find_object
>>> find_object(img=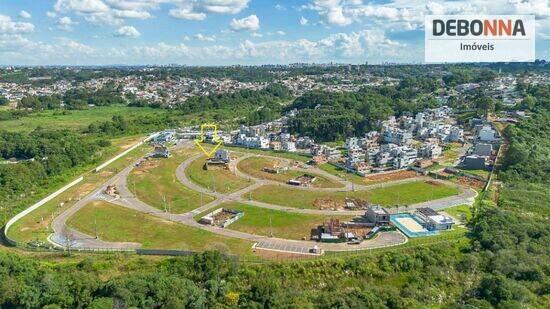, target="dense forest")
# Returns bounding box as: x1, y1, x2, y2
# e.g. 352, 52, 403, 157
176, 83, 291, 126
128, 83, 291, 126
286, 80, 442, 141
85, 115, 178, 136
0, 129, 110, 214
180, 83, 290, 112
17, 87, 126, 111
